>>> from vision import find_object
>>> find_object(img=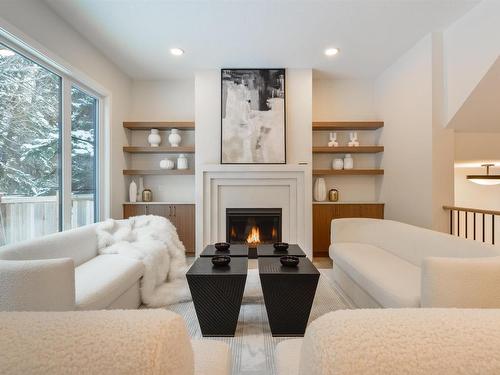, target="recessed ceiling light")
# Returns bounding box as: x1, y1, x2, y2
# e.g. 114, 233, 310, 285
170, 48, 184, 56
0, 49, 15, 58
324, 48, 339, 56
